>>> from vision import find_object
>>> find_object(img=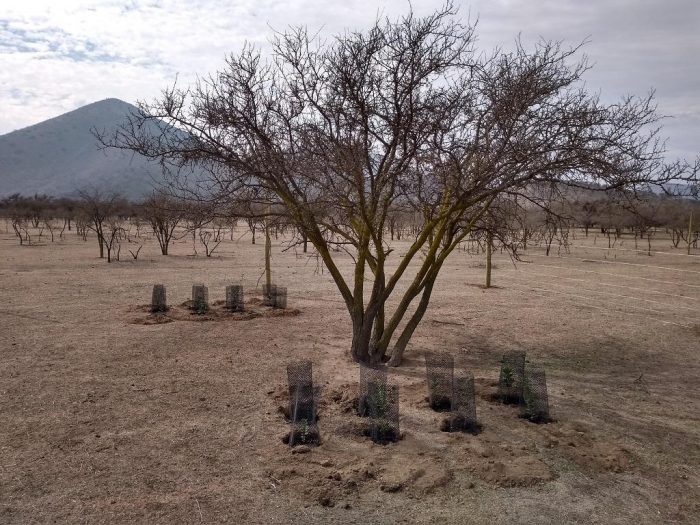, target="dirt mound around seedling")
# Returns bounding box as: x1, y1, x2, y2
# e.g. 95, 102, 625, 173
326, 384, 361, 414
128, 301, 301, 324
264, 373, 634, 507
265, 454, 381, 508
455, 439, 555, 487
133, 312, 174, 325
377, 455, 452, 495
540, 422, 632, 473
